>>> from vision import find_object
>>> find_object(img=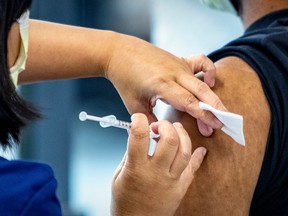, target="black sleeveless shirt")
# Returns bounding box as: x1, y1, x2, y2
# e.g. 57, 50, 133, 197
208, 10, 288, 216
